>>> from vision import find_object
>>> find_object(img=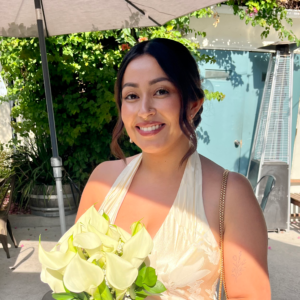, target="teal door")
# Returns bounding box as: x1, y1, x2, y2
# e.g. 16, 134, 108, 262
196, 50, 270, 174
